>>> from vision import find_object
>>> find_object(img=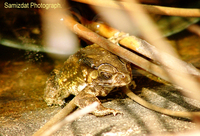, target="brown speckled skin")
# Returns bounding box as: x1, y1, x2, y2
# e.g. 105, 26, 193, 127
44, 44, 132, 116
